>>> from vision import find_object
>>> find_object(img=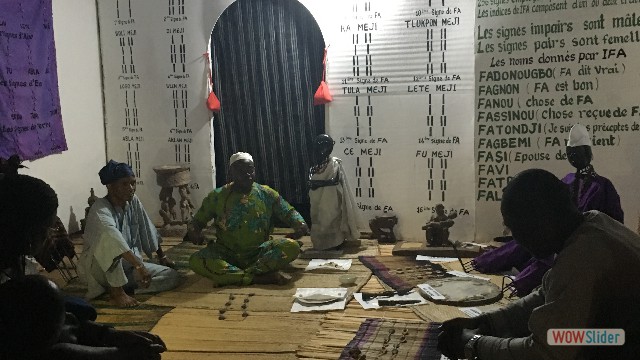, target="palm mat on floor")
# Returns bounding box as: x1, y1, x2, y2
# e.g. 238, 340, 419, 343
298, 237, 380, 259
56, 241, 202, 331
151, 307, 324, 354
145, 257, 374, 310
358, 255, 454, 293
339, 318, 443, 360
